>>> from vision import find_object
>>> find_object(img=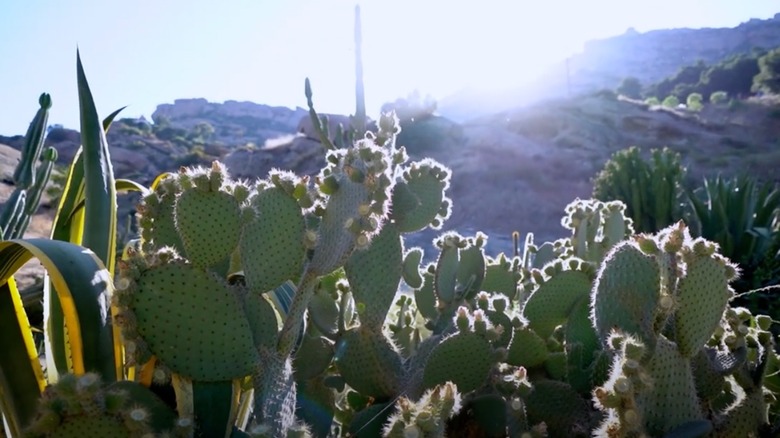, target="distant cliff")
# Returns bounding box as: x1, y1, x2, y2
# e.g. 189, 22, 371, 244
439, 13, 780, 121
569, 13, 780, 91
